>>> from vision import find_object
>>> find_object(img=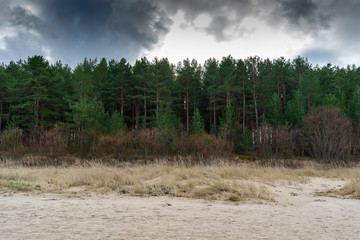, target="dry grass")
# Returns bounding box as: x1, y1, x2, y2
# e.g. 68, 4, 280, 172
1, 159, 360, 202
320, 178, 360, 199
